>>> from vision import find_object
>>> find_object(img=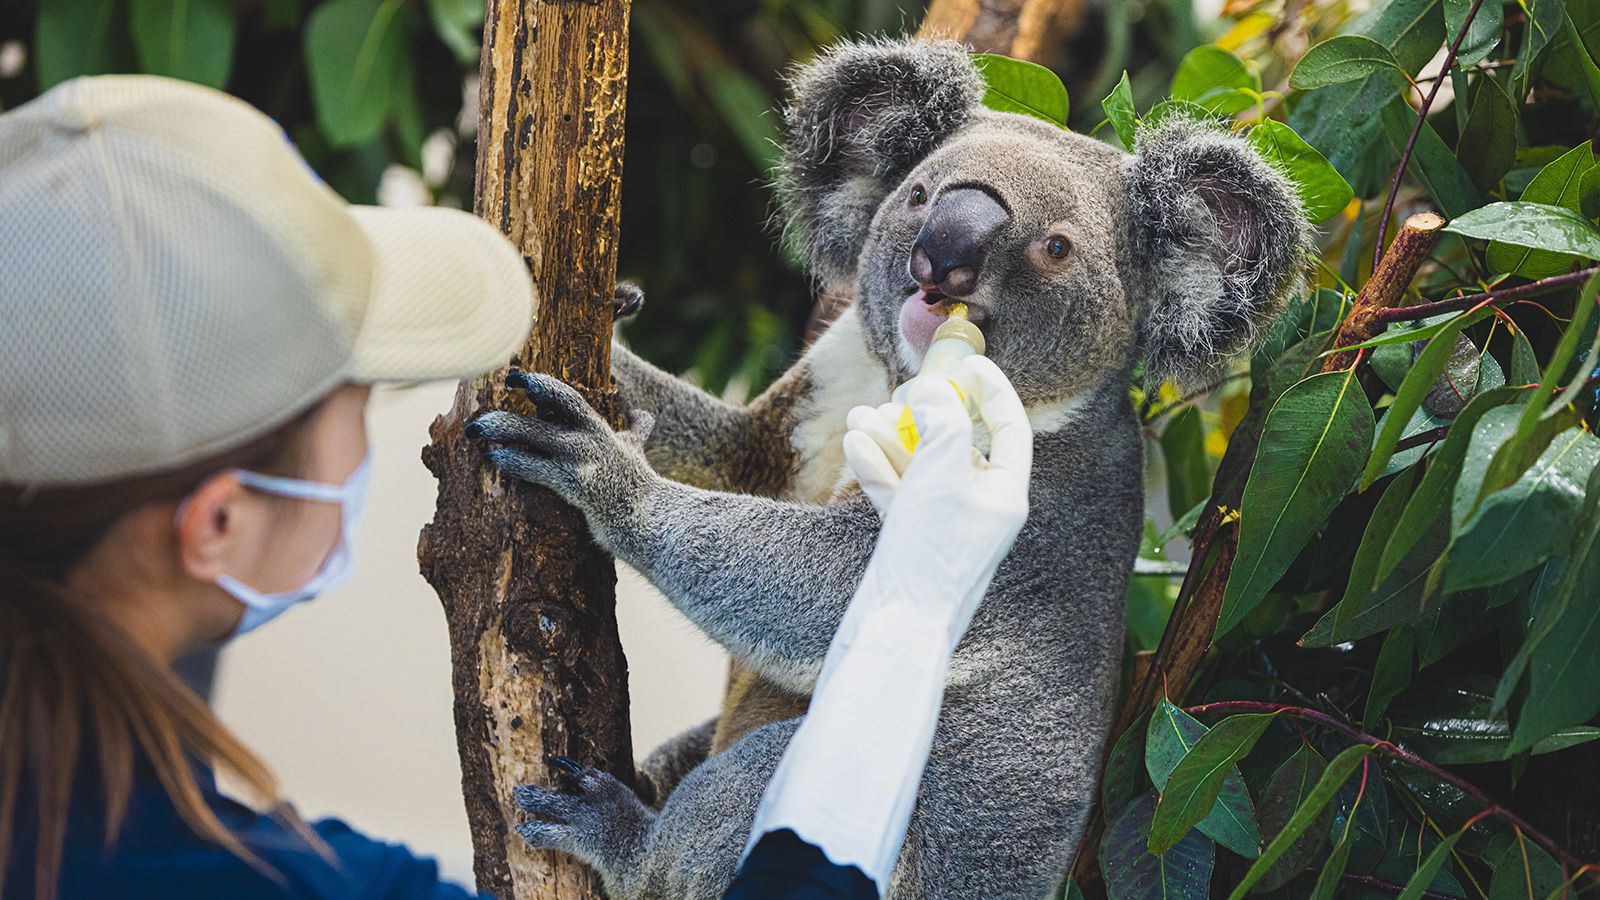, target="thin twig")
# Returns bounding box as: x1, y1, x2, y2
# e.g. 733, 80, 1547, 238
1185, 700, 1600, 885
1376, 267, 1600, 324
1302, 868, 1457, 900
1372, 0, 1488, 272
1394, 424, 1452, 452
